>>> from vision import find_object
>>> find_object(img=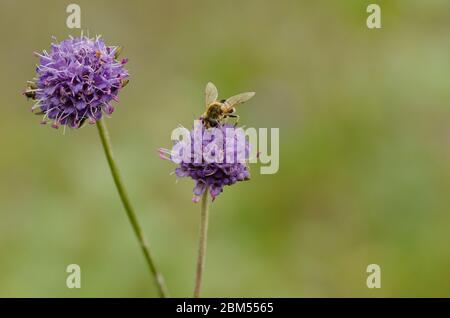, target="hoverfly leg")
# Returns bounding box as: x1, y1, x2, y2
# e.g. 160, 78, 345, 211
224, 114, 240, 127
